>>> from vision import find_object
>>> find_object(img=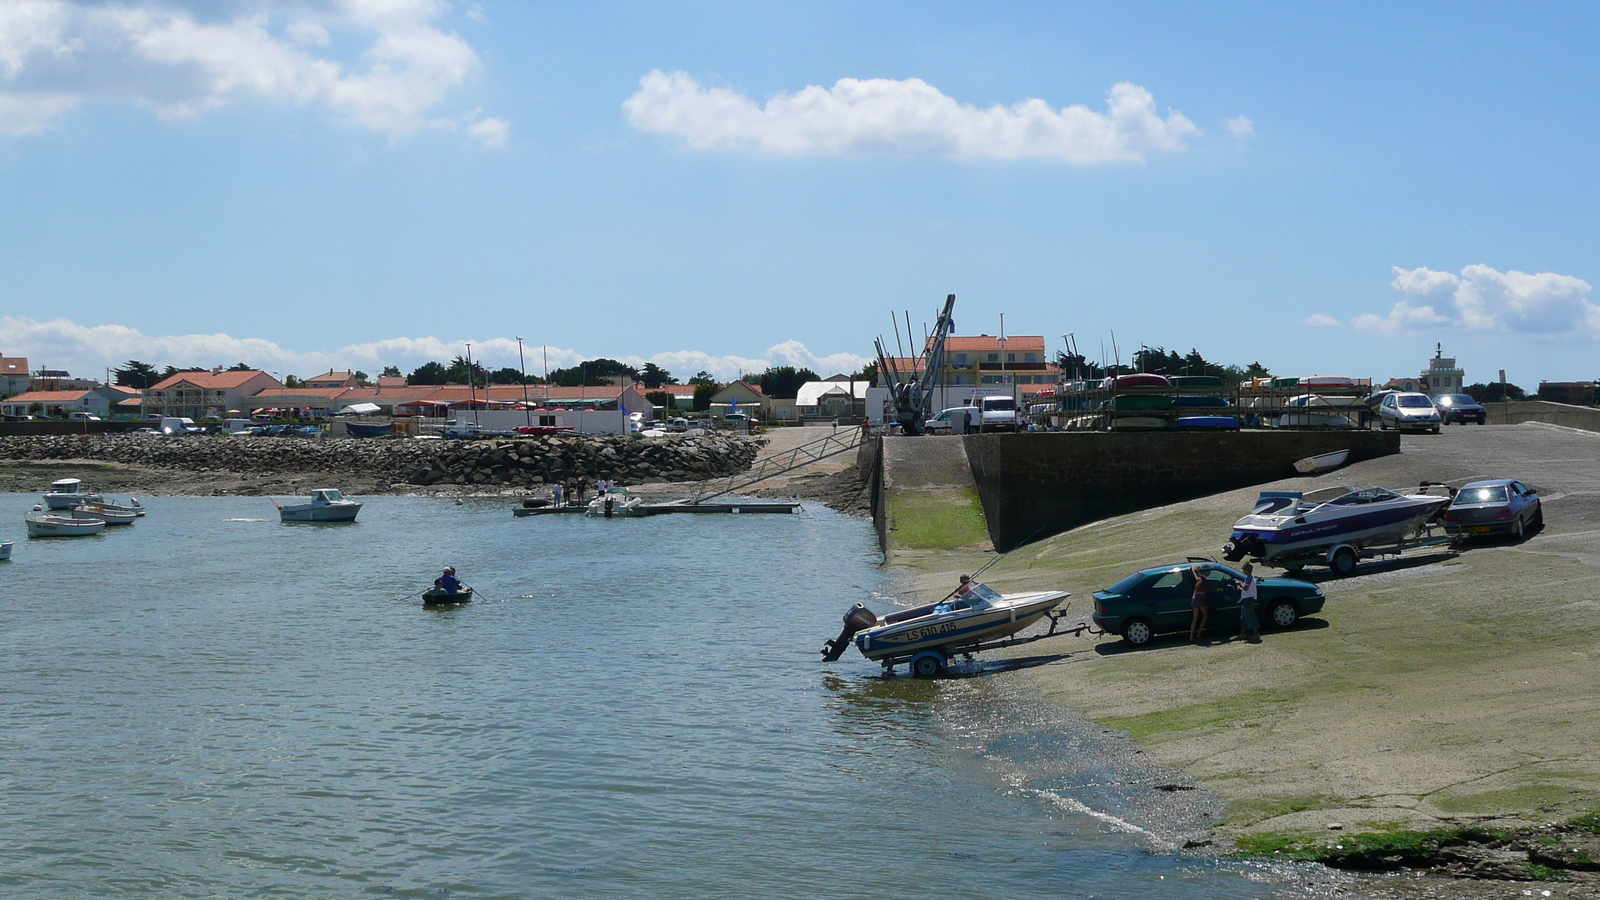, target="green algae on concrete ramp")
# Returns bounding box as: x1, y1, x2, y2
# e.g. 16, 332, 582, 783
887, 487, 989, 551
936, 426, 1600, 843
